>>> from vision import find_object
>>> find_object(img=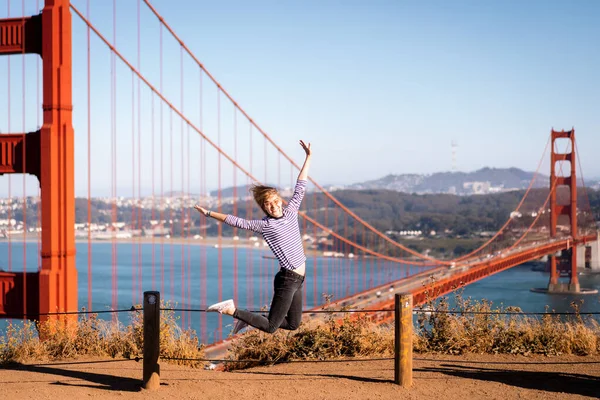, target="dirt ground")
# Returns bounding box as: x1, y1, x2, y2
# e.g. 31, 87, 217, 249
1, 354, 599, 400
